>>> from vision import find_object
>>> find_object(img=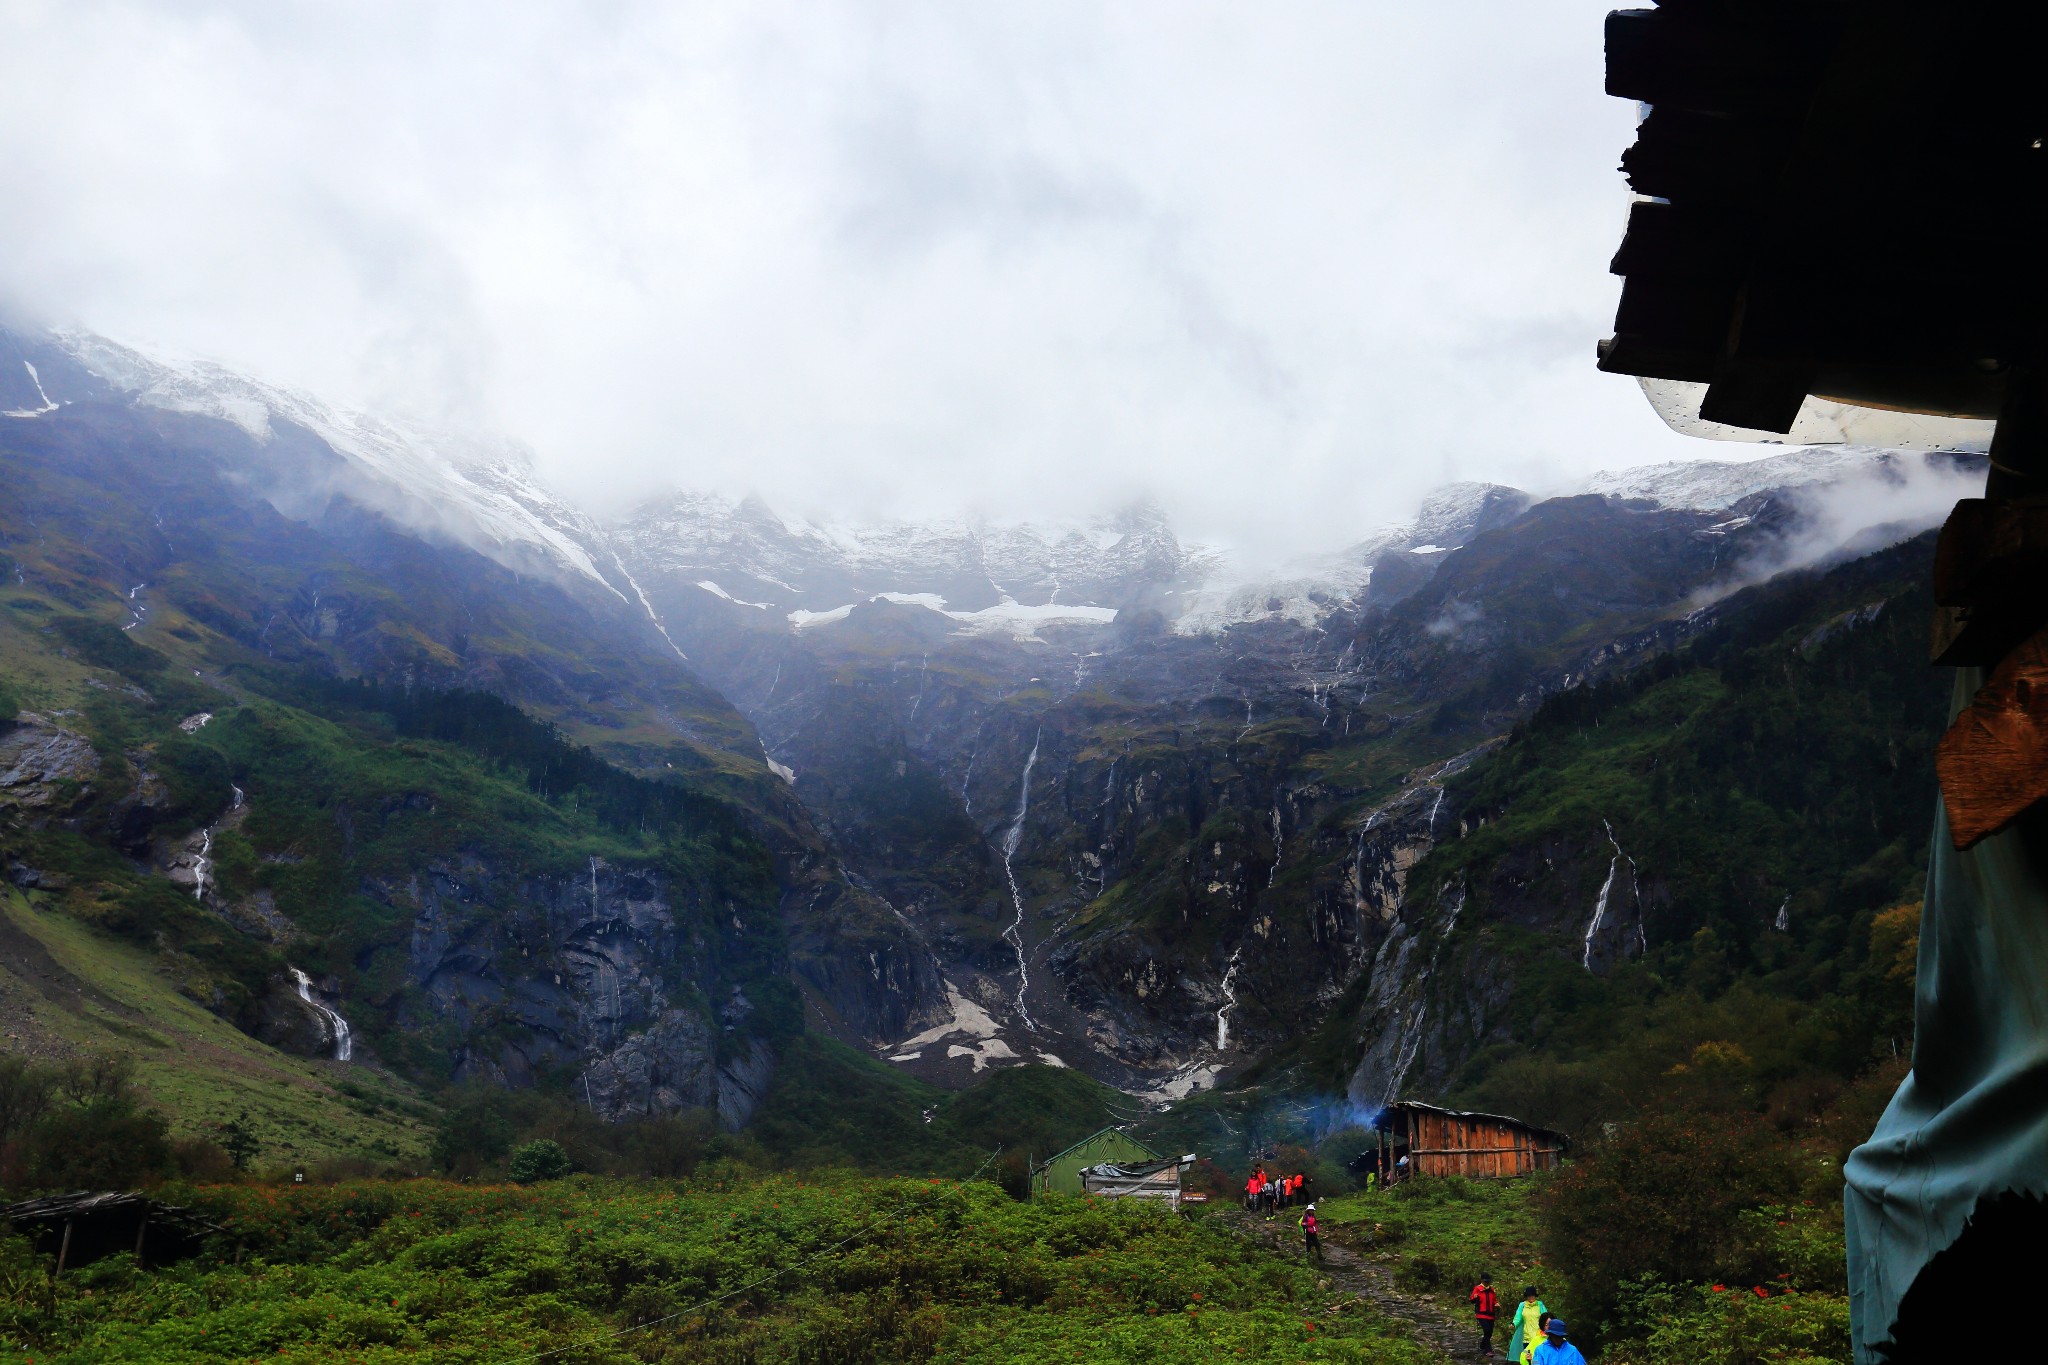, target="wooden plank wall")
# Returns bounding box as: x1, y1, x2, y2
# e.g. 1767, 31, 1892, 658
1402, 1110, 1563, 1179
